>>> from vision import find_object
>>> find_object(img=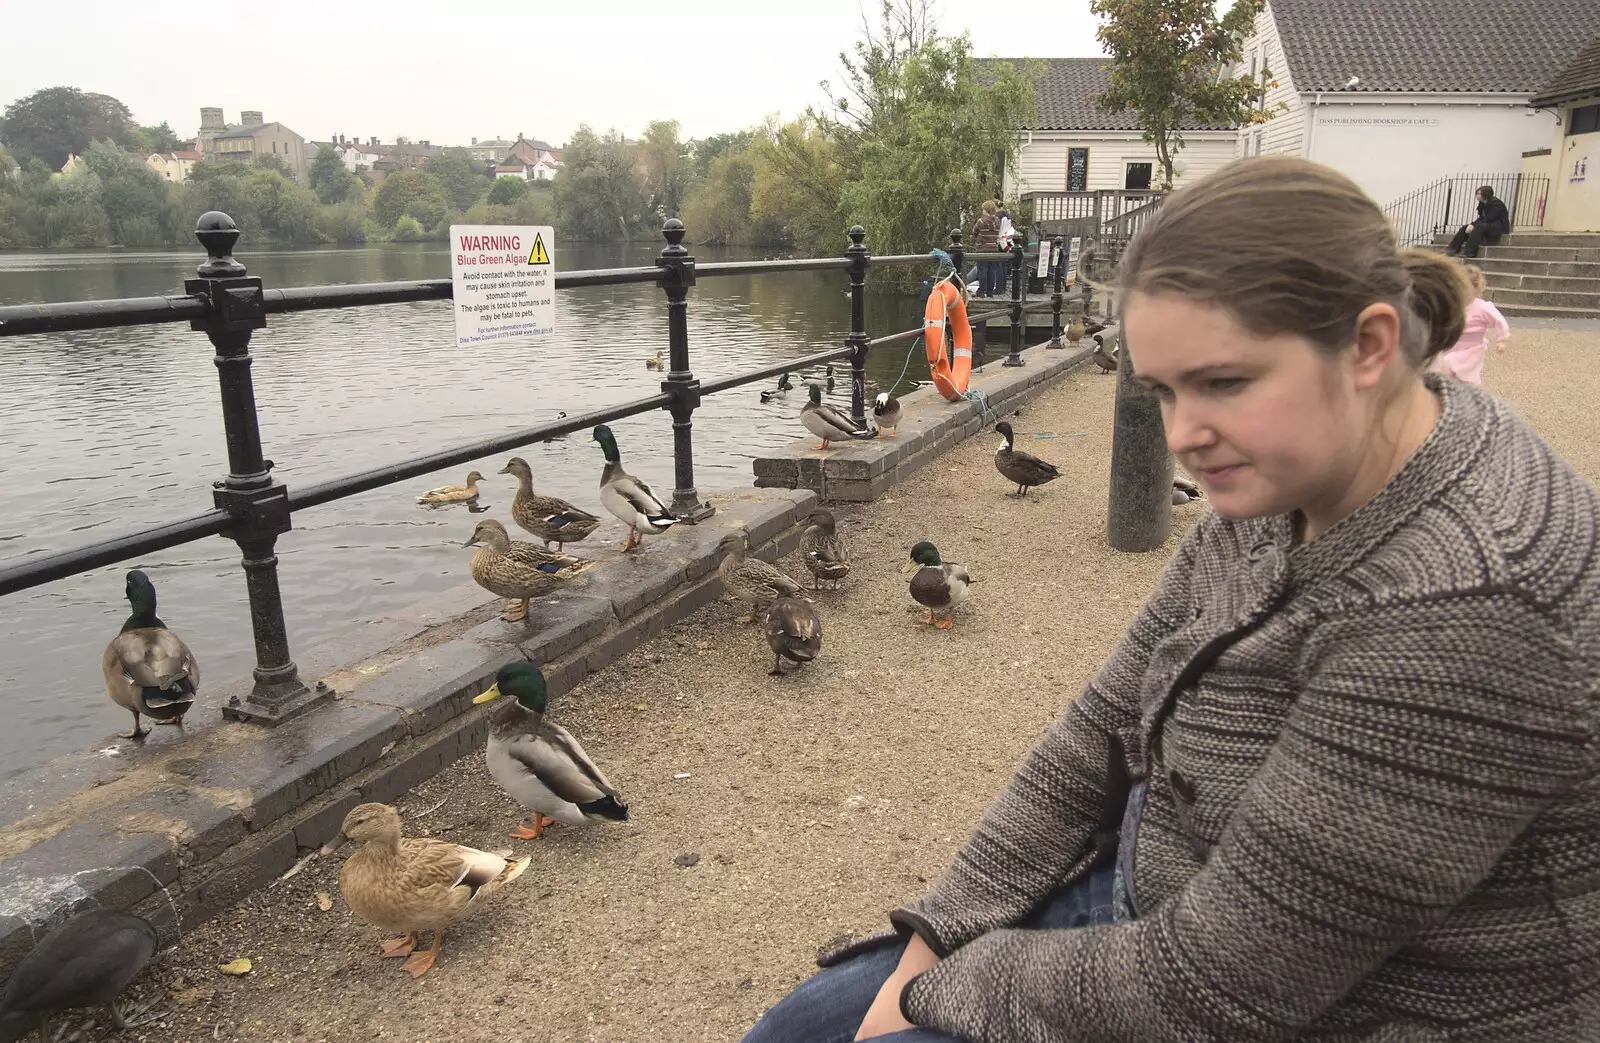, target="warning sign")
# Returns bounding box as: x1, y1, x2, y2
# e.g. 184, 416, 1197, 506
448, 224, 555, 346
